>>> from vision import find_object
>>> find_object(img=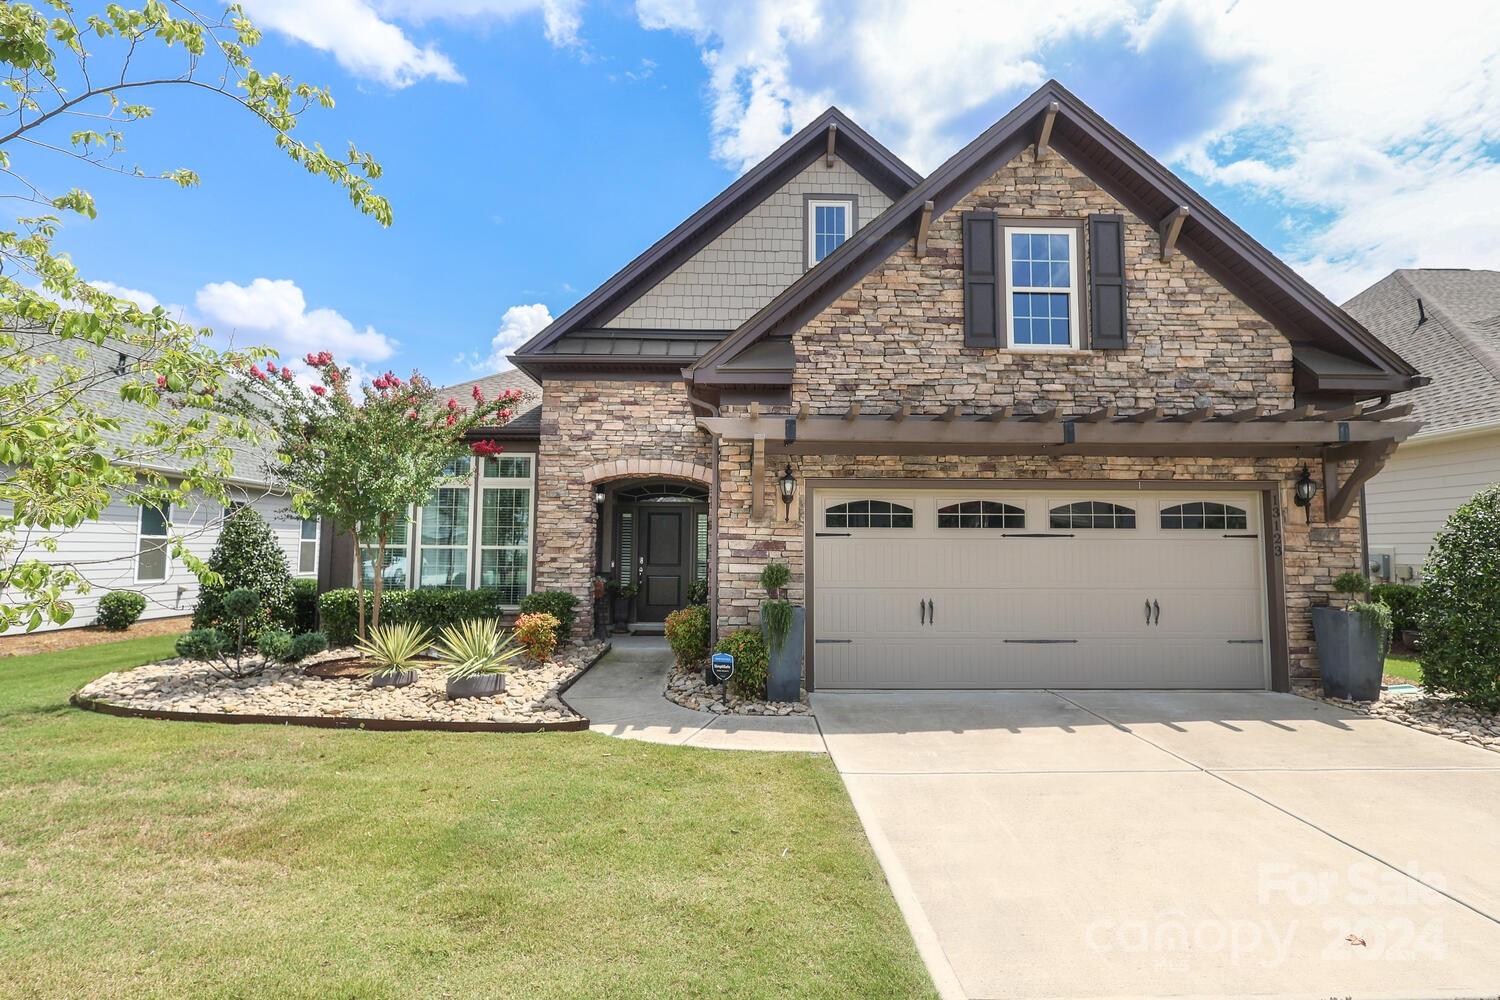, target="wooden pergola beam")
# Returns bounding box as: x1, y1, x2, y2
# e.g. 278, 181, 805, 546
825, 123, 837, 167
915, 200, 934, 257
1322, 442, 1395, 522
1311, 402, 1365, 421
939, 405, 959, 422
888, 404, 910, 422
982, 405, 1012, 422
1223, 405, 1265, 422
1158, 206, 1189, 261
1354, 402, 1413, 421
751, 433, 766, 522
843, 401, 861, 421
1264, 404, 1314, 423
1123, 406, 1162, 423
1036, 101, 1059, 159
